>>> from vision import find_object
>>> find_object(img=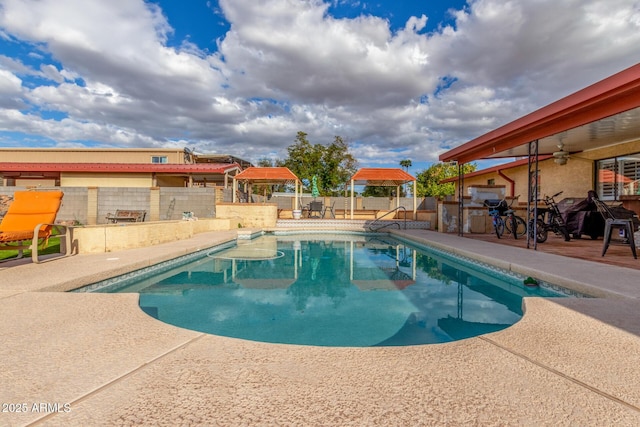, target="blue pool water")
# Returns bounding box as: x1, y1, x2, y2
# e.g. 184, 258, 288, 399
78, 233, 578, 346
